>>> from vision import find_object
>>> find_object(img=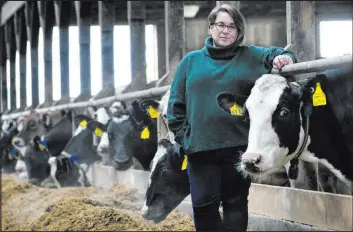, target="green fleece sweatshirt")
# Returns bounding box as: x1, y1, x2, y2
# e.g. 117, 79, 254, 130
167, 37, 297, 155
